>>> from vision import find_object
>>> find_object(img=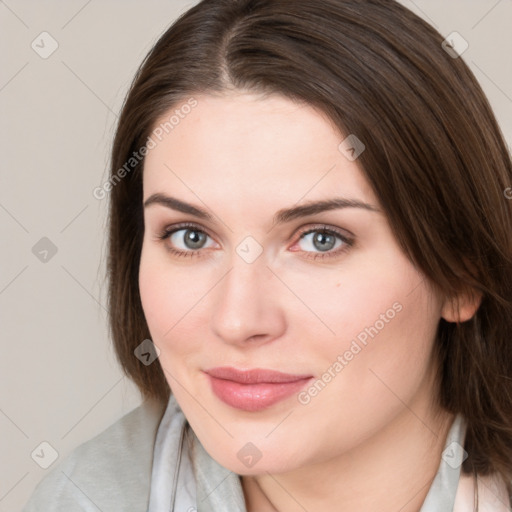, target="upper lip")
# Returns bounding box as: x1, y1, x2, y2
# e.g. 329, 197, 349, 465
204, 366, 312, 384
